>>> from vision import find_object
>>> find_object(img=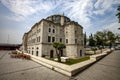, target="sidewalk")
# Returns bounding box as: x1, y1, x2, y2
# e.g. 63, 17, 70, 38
75, 50, 120, 80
